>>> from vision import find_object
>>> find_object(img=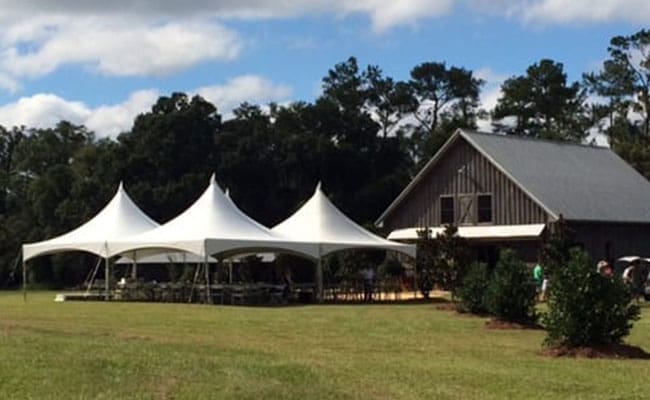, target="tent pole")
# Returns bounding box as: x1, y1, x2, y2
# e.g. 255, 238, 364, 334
131, 250, 138, 280
22, 259, 26, 303
228, 258, 233, 284
104, 257, 110, 301
204, 253, 211, 304
316, 246, 323, 303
